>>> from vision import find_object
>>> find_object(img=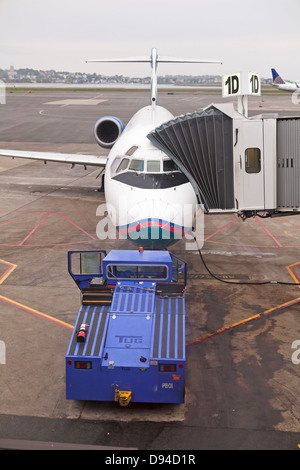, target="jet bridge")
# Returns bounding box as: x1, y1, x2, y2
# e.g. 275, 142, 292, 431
148, 103, 300, 218
148, 105, 235, 213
